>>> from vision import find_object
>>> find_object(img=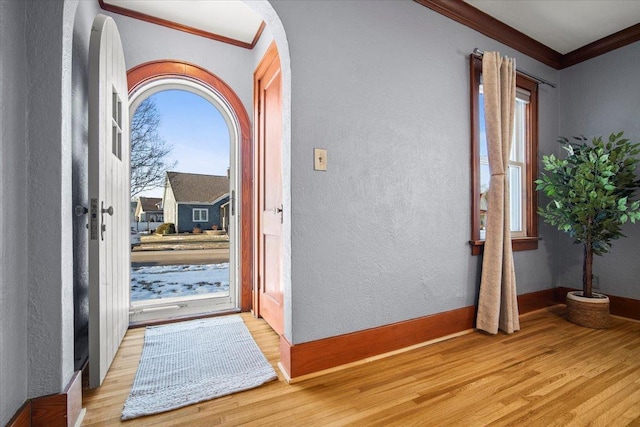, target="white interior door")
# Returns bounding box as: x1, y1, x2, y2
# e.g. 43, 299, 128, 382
88, 14, 130, 388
